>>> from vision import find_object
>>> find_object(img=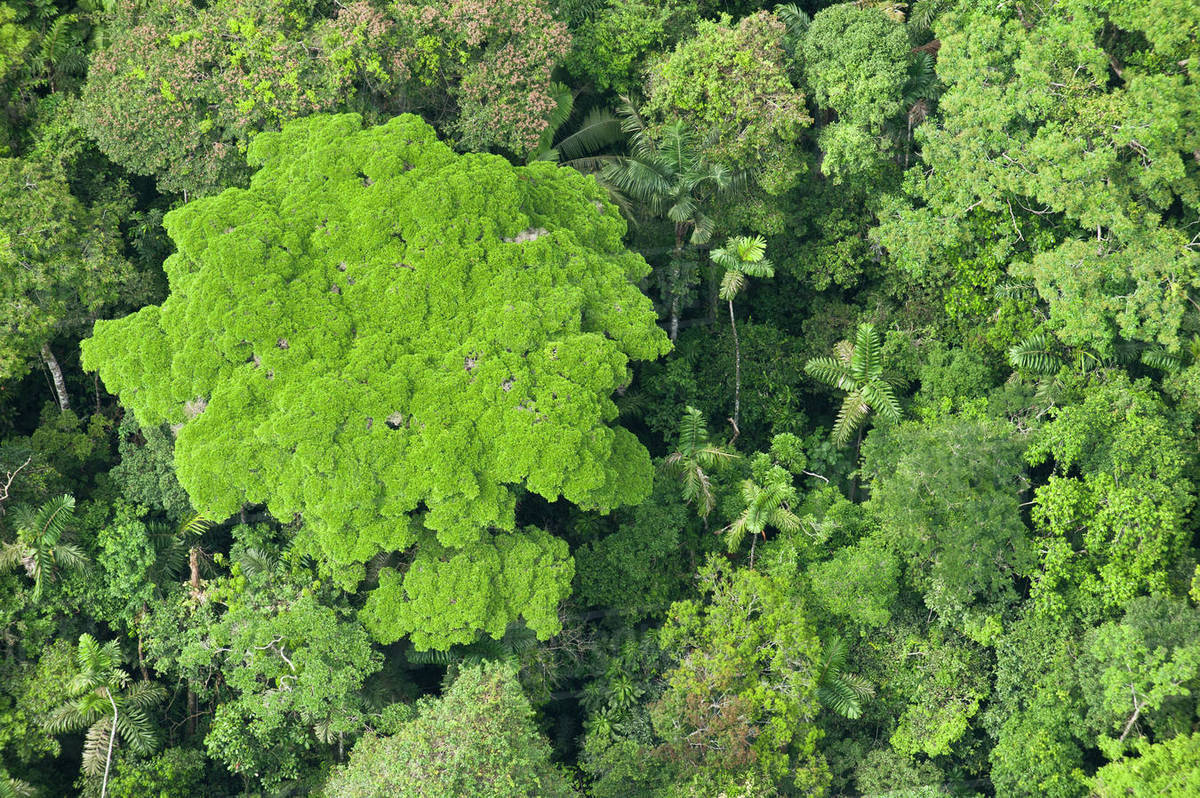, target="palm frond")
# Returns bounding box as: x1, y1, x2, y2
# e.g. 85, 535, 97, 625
860, 381, 902, 421
236, 547, 278, 579
115, 706, 159, 754
179, 513, 213, 538
1141, 348, 1184, 372
719, 269, 746, 302
818, 679, 864, 719
1008, 332, 1062, 375
903, 51, 939, 107
80, 718, 113, 779
27, 494, 75, 545
122, 680, 167, 711
0, 543, 27, 572
805, 357, 855, 392
52, 542, 90, 572
556, 109, 624, 162
777, 3, 811, 38
833, 395, 870, 446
